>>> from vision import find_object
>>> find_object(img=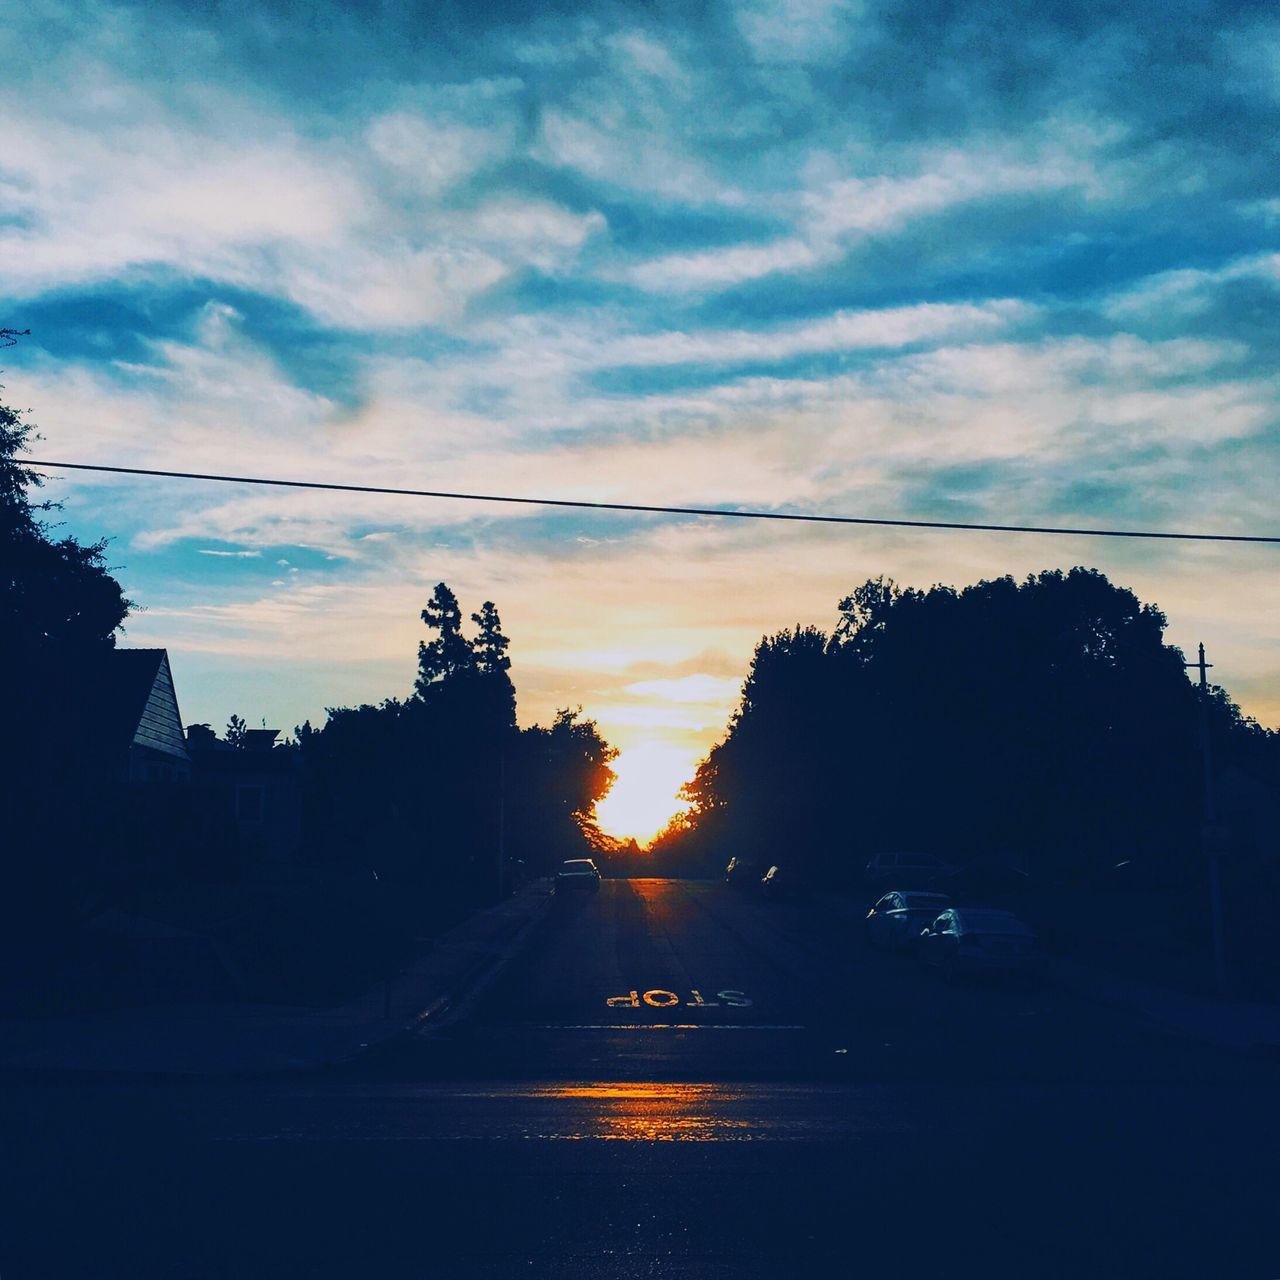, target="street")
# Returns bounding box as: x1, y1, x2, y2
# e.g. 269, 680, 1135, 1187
4, 879, 1279, 1278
